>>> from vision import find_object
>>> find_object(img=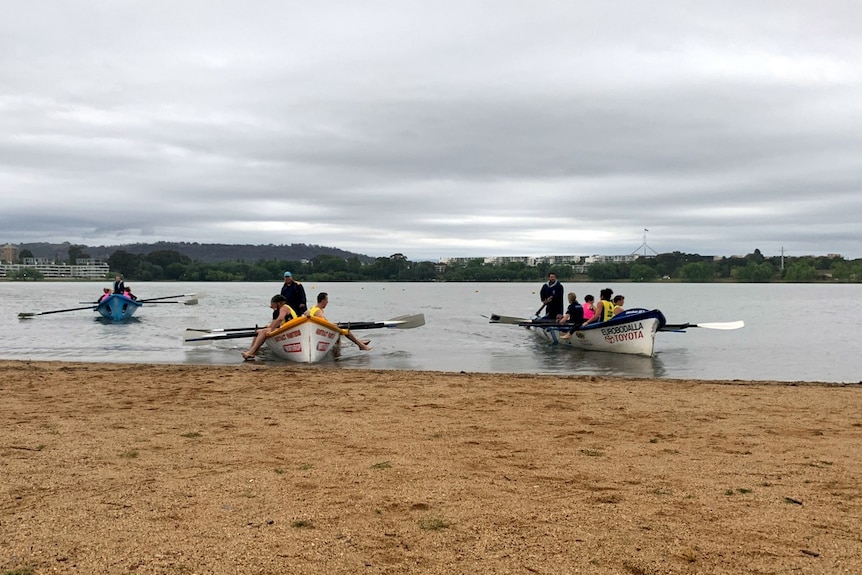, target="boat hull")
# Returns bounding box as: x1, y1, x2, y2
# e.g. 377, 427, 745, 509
95, 294, 142, 321
529, 309, 666, 357
264, 316, 345, 363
